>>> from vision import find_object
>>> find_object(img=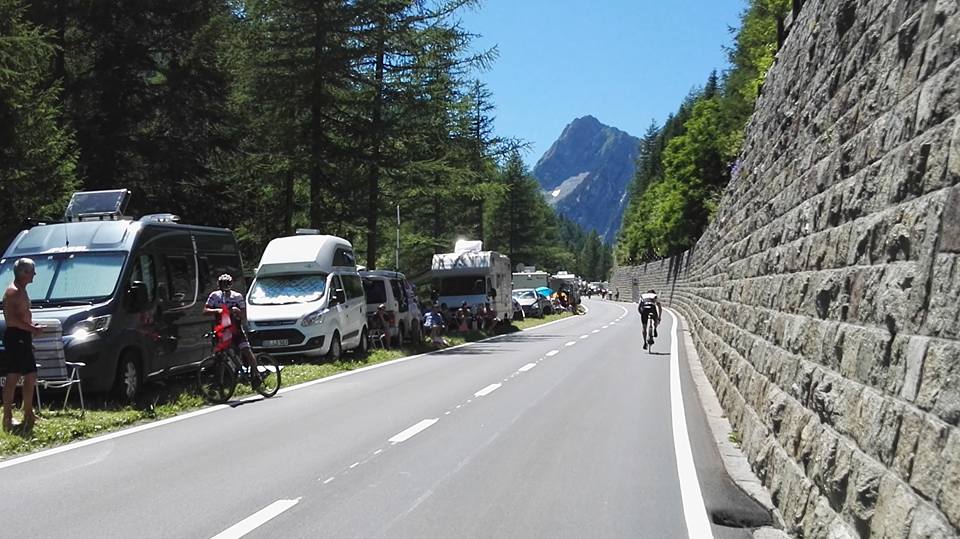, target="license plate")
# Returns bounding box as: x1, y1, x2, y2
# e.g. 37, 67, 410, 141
262, 339, 289, 347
